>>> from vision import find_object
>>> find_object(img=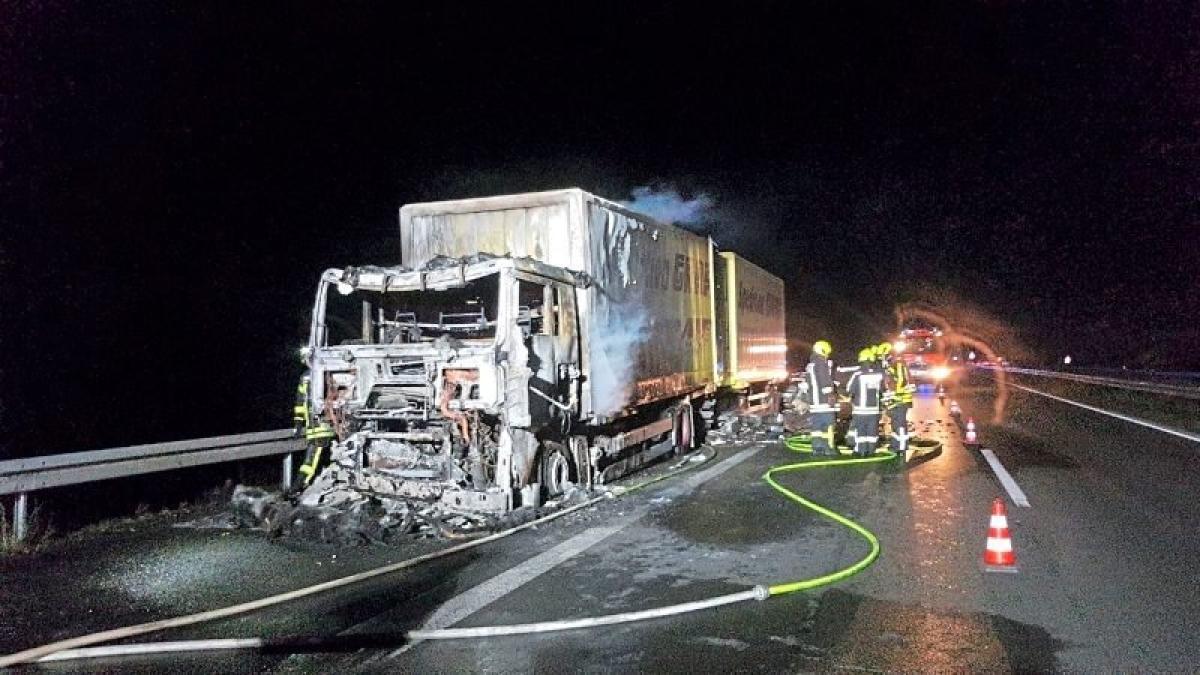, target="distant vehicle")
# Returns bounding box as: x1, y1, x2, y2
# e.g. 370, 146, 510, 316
894, 327, 961, 384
